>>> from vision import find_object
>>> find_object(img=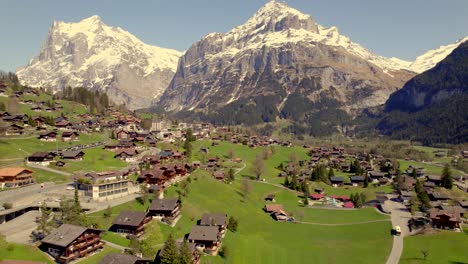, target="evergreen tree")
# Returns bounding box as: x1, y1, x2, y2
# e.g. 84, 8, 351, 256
160, 234, 179, 264
183, 140, 192, 159
411, 168, 417, 179
227, 216, 238, 232
179, 240, 193, 264
363, 174, 369, 188
441, 164, 453, 189
0, 102, 5, 111
227, 168, 235, 183
284, 176, 290, 187
290, 175, 299, 191
328, 167, 335, 179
